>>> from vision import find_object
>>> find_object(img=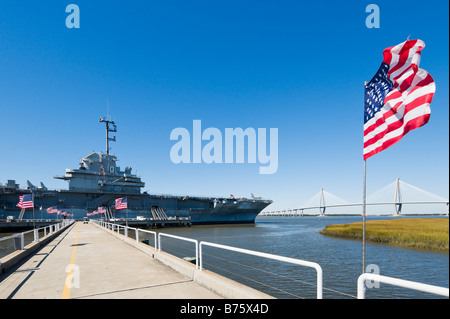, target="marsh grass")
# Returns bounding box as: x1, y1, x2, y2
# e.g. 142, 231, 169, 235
320, 218, 449, 253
